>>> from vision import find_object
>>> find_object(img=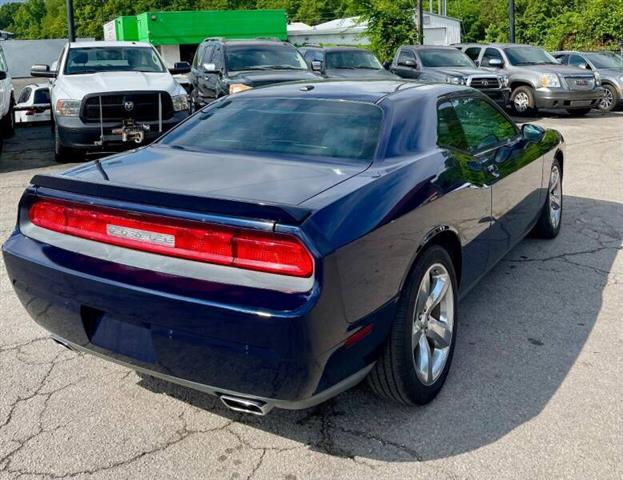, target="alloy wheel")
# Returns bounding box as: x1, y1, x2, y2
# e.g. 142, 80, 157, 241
549, 165, 562, 229
513, 92, 530, 112
412, 263, 454, 386
599, 88, 614, 111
